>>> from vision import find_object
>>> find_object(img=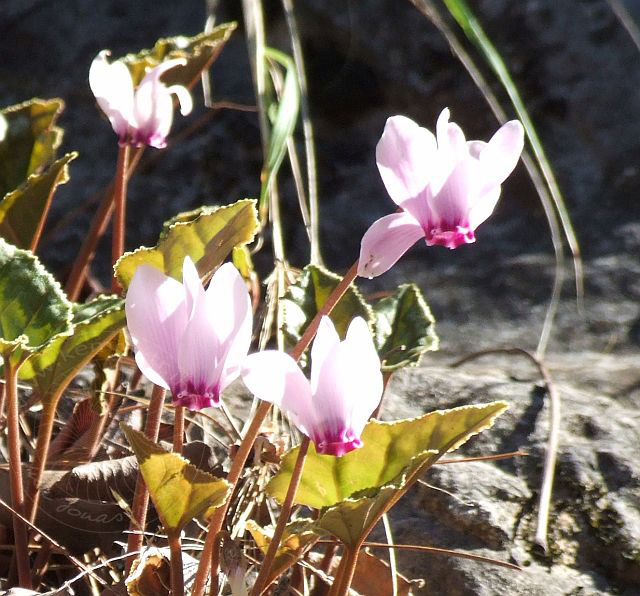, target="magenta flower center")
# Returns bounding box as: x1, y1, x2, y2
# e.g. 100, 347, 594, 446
173, 380, 221, 411
425, 224, 475, 249
312, 426, 364, 457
